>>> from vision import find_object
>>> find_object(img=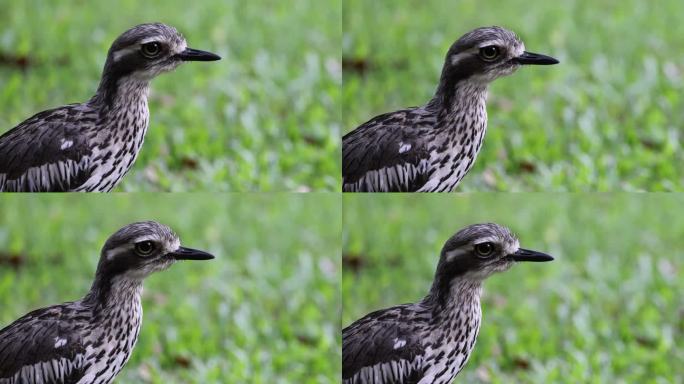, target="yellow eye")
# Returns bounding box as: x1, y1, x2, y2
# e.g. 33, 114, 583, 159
474, 242, 495, 257
141, 42, 162, 58
479, 46, 500, 61
134, 241, 156, 256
